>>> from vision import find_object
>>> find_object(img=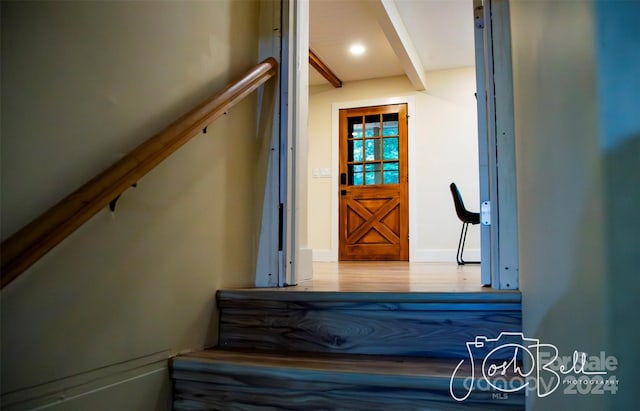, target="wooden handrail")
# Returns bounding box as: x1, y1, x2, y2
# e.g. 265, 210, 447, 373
0, 57, 278, 289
